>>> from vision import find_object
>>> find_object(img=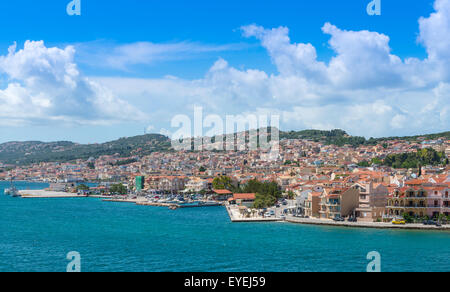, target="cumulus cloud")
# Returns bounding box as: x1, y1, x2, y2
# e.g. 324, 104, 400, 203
3, 0, 450, 138
0, 41, 147, 126
75, 41, 248, 70
96, 0, 450, 138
